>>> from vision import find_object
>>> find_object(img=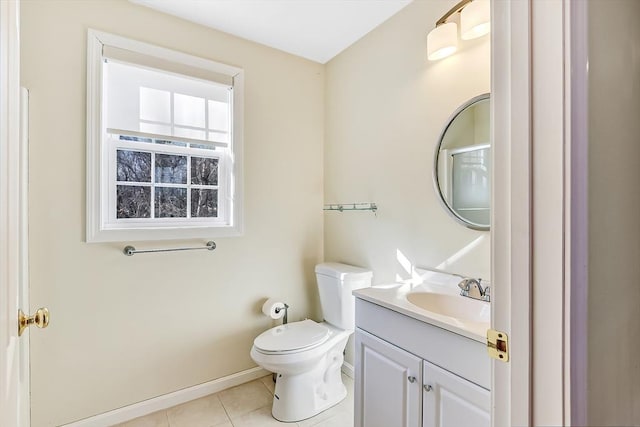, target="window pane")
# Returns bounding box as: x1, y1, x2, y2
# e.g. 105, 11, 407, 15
154, 139, 187, 148
155, 187, 187, 218
117, 150, 151, 182
191, 189, 218, 217
139, 87, 171, 123
208, 100, 229, 131
155, 154, 187, 184
191, 157, 219, 185
189, 143, 216, 150
117, 185, 151, 218
119, 135, 152, 143
174, 93, 205, 128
